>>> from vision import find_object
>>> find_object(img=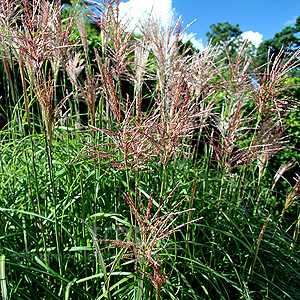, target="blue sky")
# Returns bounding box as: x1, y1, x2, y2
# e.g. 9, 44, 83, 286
119, 0, 300, 49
